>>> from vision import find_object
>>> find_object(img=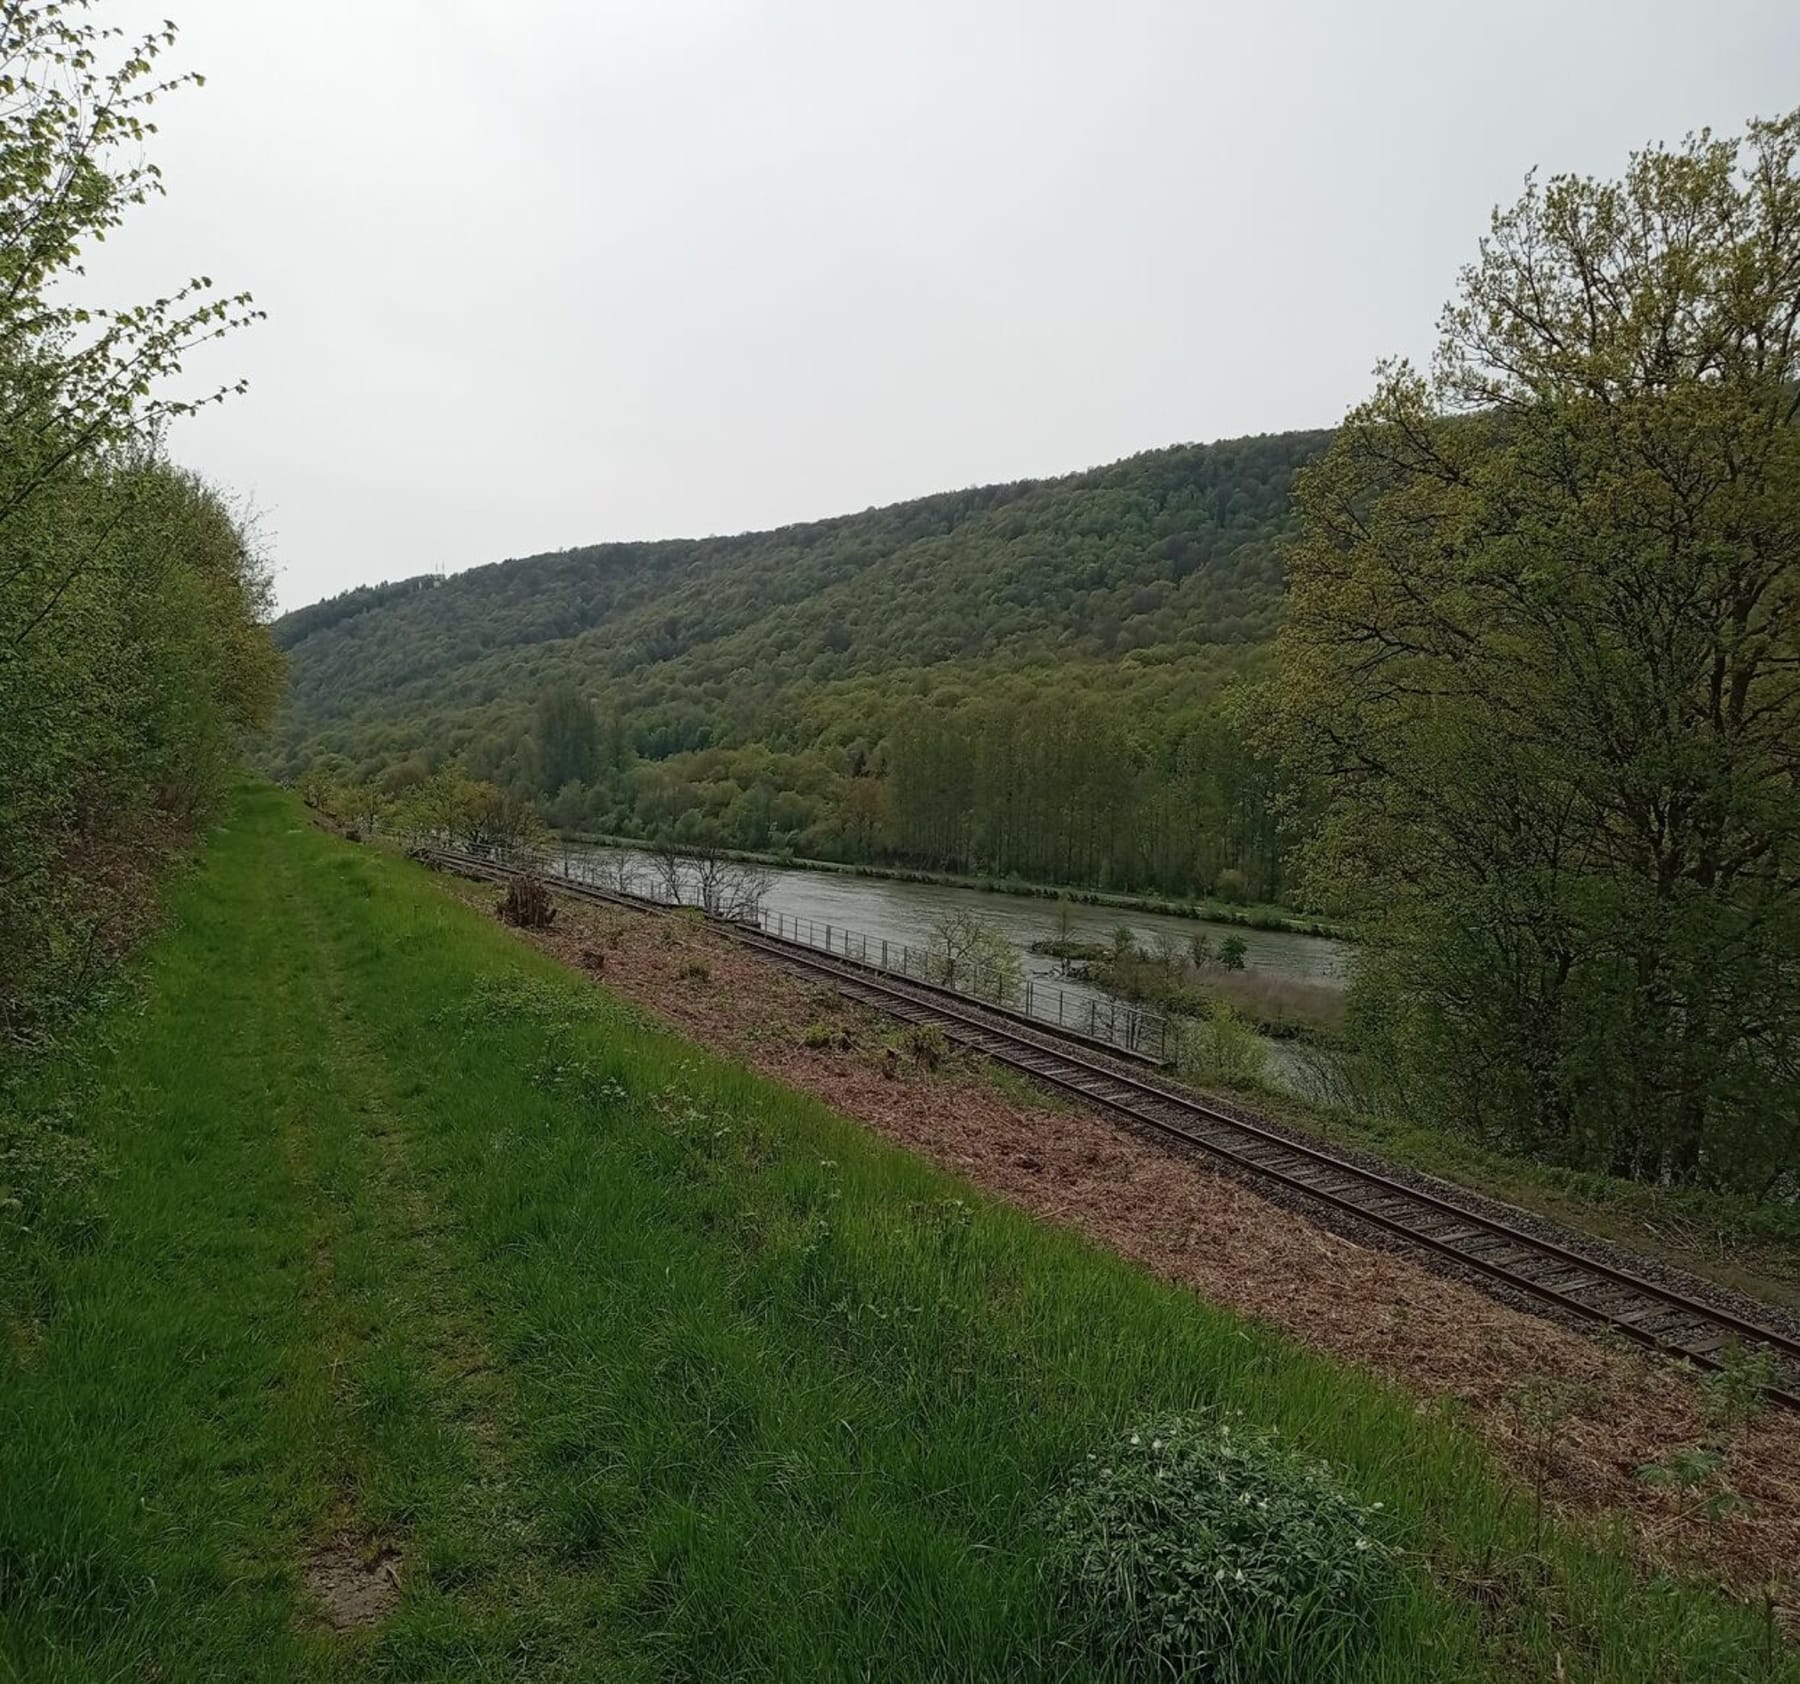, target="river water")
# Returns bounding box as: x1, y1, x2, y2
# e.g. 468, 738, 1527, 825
553, 843, 1353, 1091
